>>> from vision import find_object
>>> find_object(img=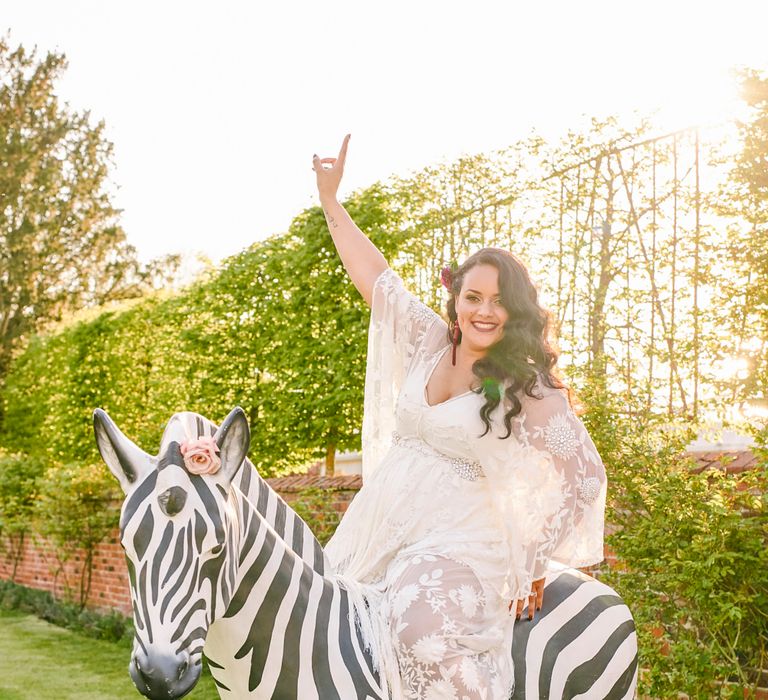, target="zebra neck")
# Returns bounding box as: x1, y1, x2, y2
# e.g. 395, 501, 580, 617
204, 489, 384, 698
236, 460, 330, 574
225, 486, 320, 621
